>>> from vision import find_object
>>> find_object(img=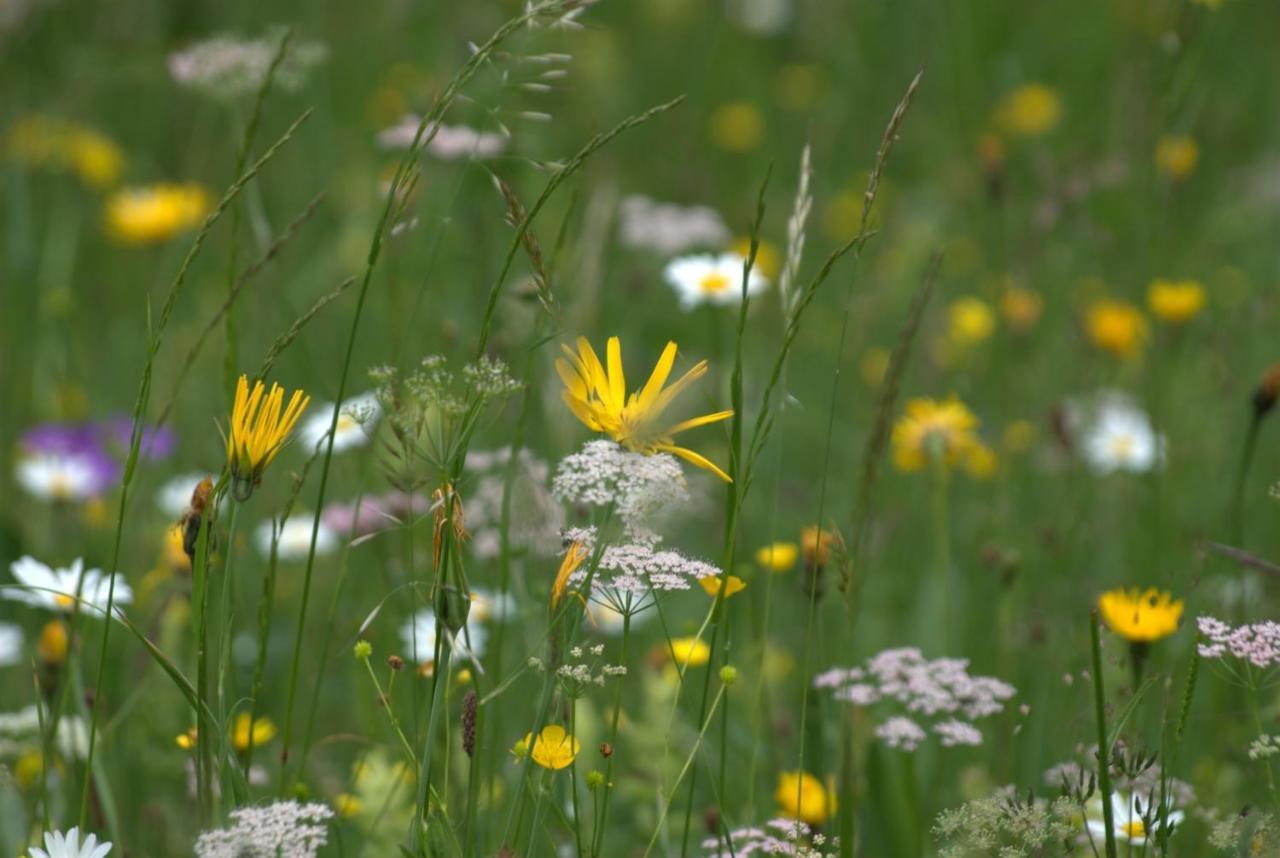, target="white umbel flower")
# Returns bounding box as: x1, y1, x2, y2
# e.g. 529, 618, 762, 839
1081, 396, 1165, 474
663, 252, 767, 310
399, 610, 487, 663
3, 557, 131, 617
28, 827, 112, 858
299, 392, 380, 453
